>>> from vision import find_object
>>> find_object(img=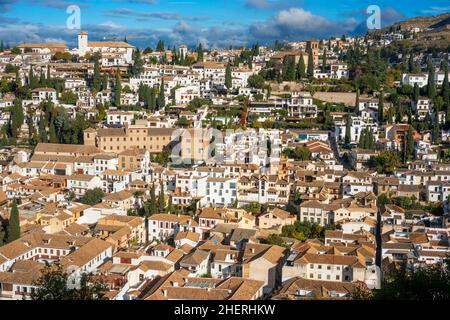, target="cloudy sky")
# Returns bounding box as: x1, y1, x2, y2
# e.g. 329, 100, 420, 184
0, 0, 449, 48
